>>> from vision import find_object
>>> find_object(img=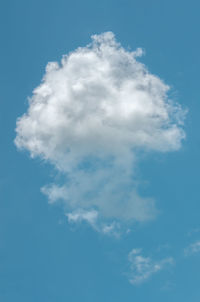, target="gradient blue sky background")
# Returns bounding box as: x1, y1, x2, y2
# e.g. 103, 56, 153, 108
1, 0, 200, 301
